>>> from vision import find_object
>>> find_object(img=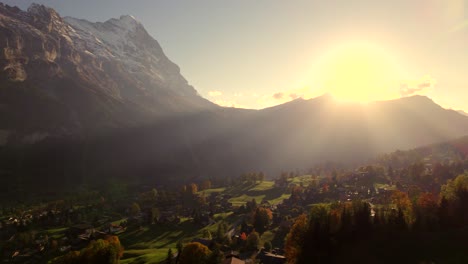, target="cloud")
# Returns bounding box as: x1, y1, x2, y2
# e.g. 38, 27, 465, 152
289, 93, 301, 100
273, 92, 284, 100
399, 75, 436, 97
208, 90, 222, 97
